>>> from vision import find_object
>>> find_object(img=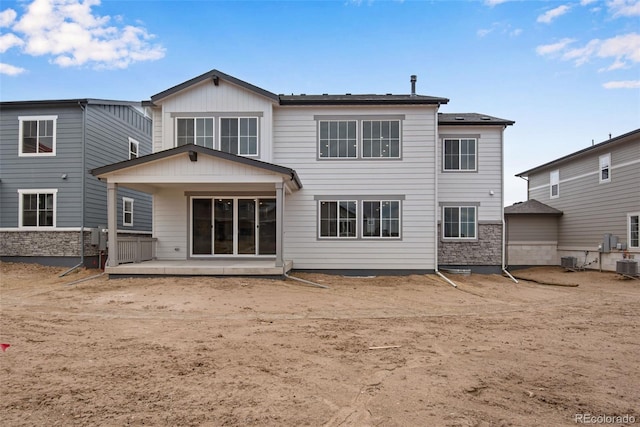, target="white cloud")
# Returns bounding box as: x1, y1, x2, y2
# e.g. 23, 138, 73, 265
0, 8, 17, 27
607, 0, 640, 17
4, 0, 164, 70
477, 22, 522, 38
565, 33, 640, 67
580, 0, 598, 5
537, 33, 640, 70
537, 5, 572, 23
0, 32, 24, 53
484, 0, 510, 6
0, 62, 26, 75
603, 80, 640, 88
536, 38, 576, 56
